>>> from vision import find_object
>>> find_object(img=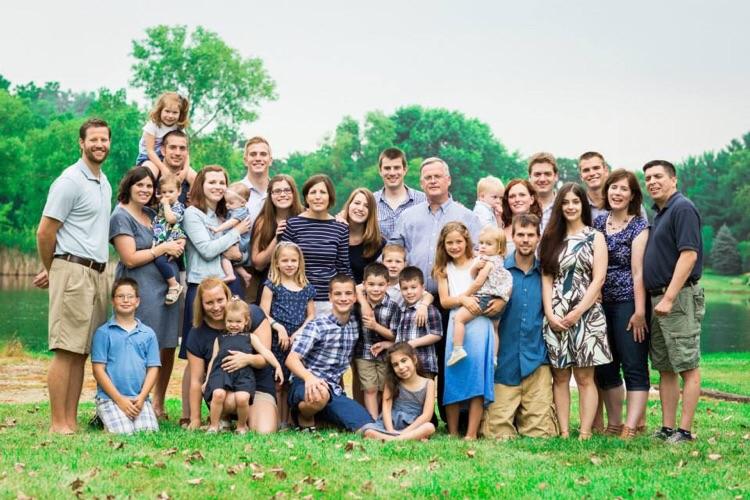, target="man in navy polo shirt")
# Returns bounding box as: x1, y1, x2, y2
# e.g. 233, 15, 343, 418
642, 160, 704, 444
